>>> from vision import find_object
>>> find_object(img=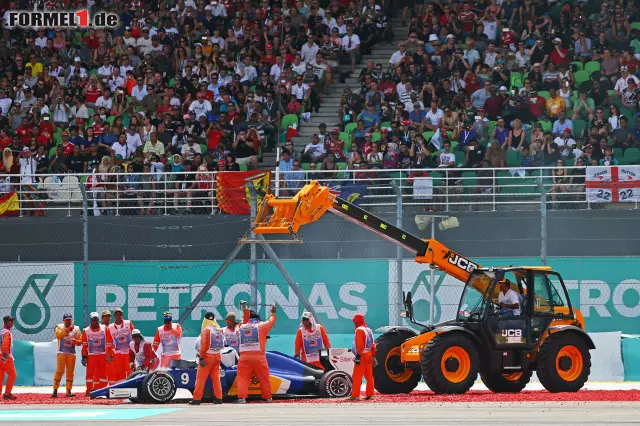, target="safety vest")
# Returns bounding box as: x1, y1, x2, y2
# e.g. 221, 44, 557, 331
300, 327, 323, 363
0, 328, 13, 359
223, 326, 240, 353
57, 324, 80, 355
129, 340, 157, 367
352, 326, 374, 354
206, 327, 226, 355
238, 322, 260, 353
109, 321, 133, 354
85, 325, 107, 355
157, 324, 181, 356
